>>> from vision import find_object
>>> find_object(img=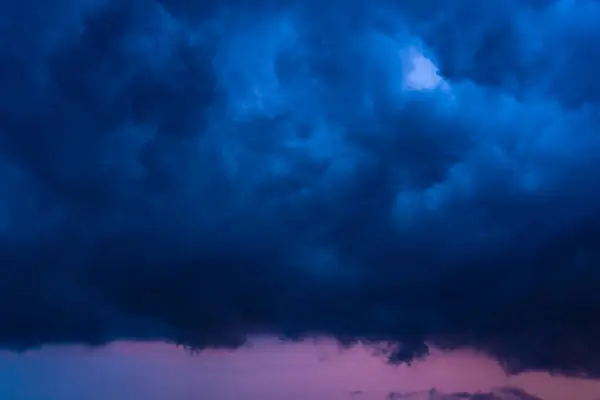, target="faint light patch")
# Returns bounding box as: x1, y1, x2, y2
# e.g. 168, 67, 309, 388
402, 47, 450, 93
213, 13, 299, 121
